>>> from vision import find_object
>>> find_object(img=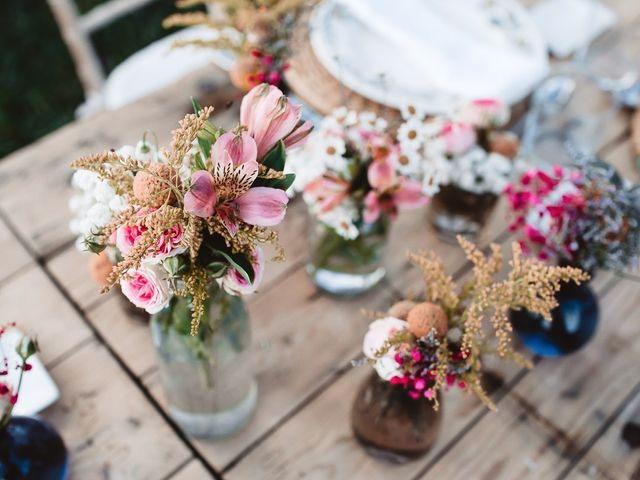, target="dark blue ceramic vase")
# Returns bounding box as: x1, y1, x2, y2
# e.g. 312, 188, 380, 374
510, 280, 599, 357
0, 416, 68, 480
